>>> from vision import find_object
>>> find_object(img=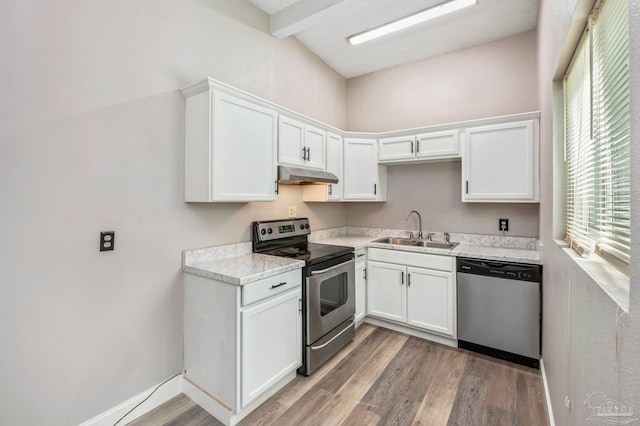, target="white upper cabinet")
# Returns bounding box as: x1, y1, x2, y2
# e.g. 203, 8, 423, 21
378, 135, 416, 162
304, 124, 327, 170
462, 119, 539, 202
278, 116, 305, 167
278, 116, 326, 170
182, 81, 278, 202
303, 131, 342, 202
415, 130, 460, 159
343, 138, 387, 201
378, 129, 460, 164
